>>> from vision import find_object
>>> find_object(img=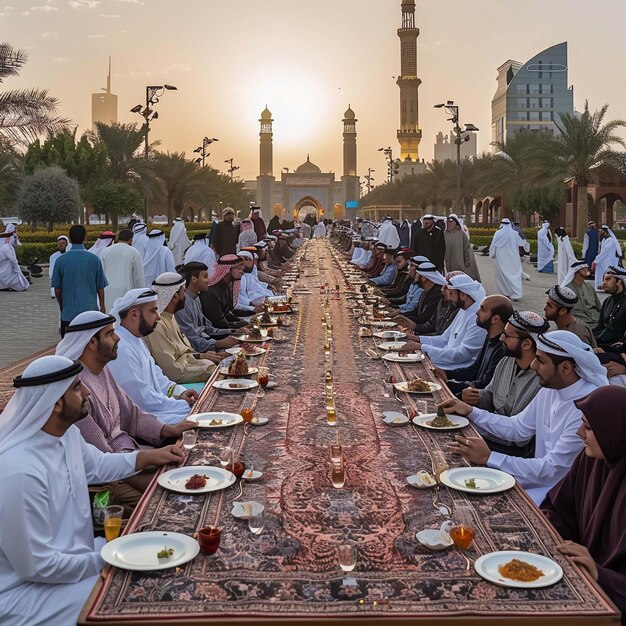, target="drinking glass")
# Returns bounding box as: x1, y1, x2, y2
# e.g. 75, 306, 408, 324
432, 450, 449, 483
182, 430, 197, 450
257, 367, 269, 388
415, 400, 429, 416
326, 401, 337, 426
104, 505, 124, 542
241, 408, 254, 423
331, 460, 345, 488
330, 444, 342, 463
248, 507, 266, 535
338, 542, 357, 572
197, 526, 221, 555
450, 502, 476, 550
219, 446, 235, 468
